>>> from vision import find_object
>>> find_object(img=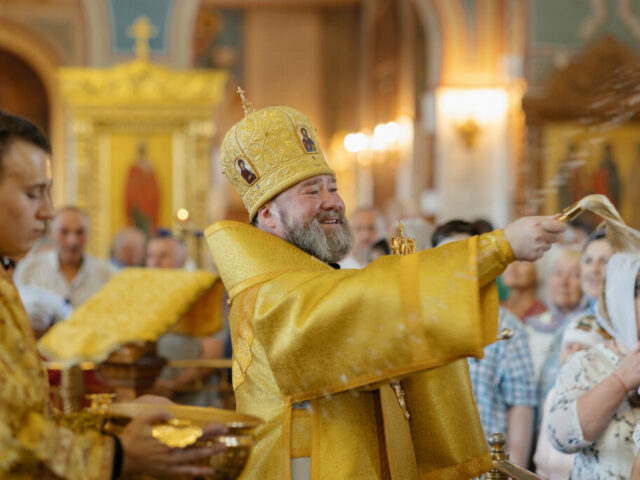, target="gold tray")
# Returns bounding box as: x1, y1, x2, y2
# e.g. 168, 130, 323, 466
105, 402, 262, 430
